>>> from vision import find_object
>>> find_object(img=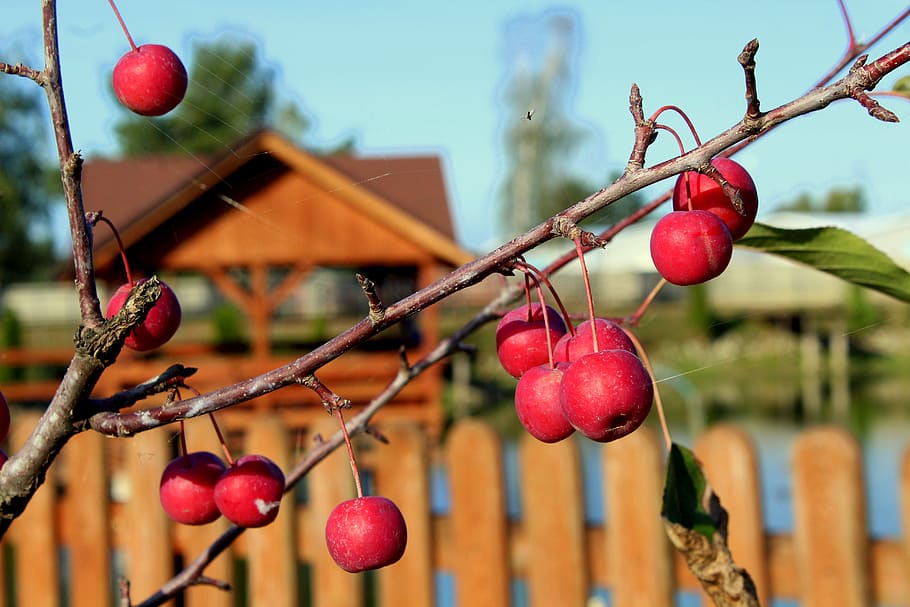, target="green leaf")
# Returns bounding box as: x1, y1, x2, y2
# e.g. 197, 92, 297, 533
661, 443, 717, 539
894, 75, 910, 95
737, 222, 910, 303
